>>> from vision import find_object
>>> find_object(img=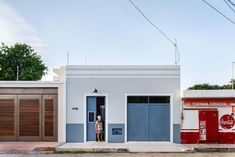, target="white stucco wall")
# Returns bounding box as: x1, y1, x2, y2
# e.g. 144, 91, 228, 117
182, 110, 199, 130
65, 65, 181, 124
